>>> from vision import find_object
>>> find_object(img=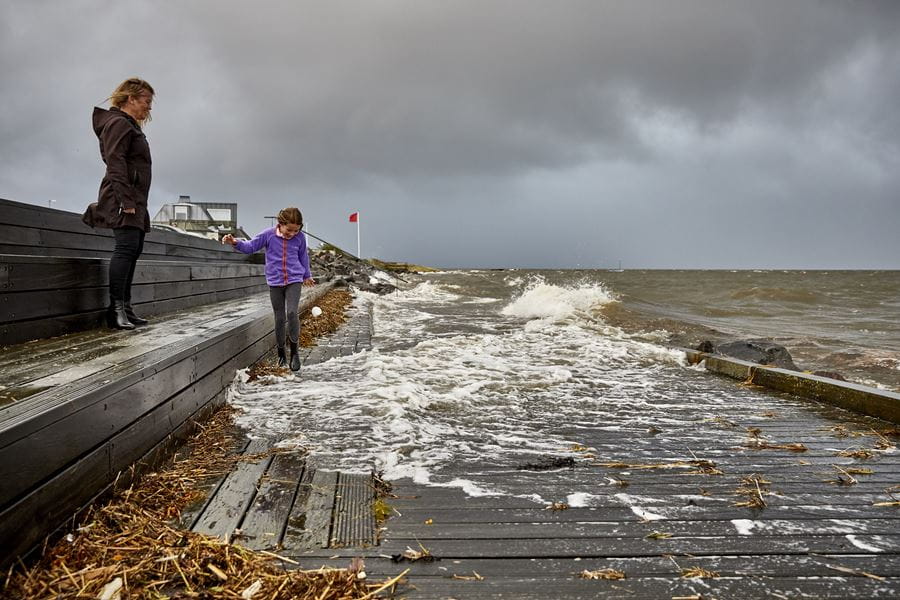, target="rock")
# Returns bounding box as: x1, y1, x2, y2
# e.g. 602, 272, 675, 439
309, 248, 399, 295
812, 370, 847, 382
516, 457, 576, 471
714, 339, 799, 371
695, 340, 715, 353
